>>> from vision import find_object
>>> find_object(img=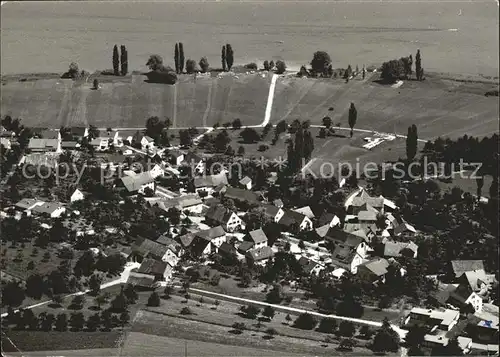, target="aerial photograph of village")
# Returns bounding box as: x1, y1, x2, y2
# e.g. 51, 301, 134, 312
0, 0, 498, 356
